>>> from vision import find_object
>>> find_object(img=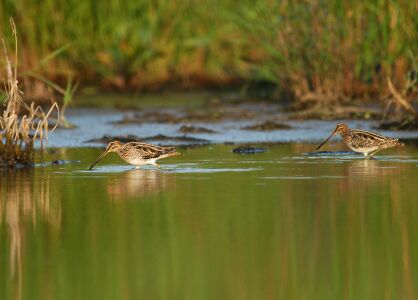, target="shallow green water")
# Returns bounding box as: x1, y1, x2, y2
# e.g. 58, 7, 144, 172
1, 144, 418, 300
